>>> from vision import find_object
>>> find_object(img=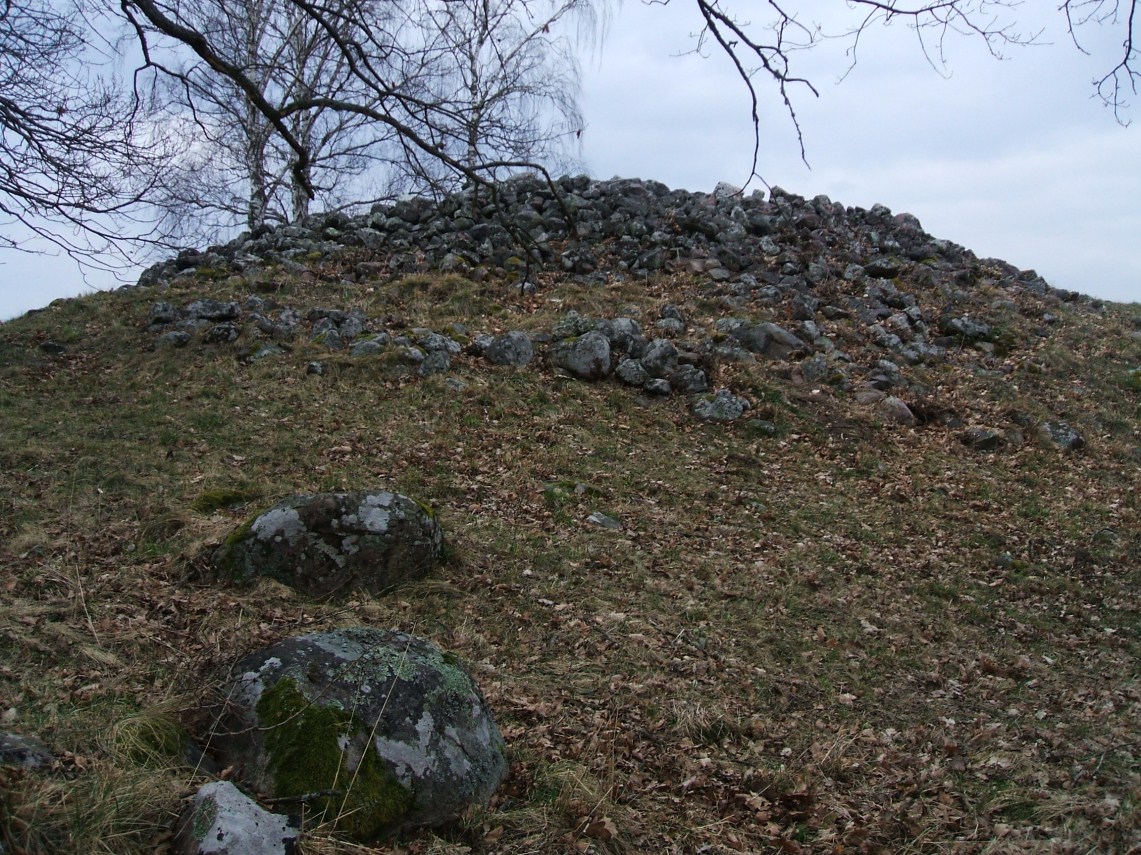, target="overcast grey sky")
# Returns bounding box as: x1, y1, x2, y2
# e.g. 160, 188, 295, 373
1, 1, 1137, 321
578, 1, 1140, 306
